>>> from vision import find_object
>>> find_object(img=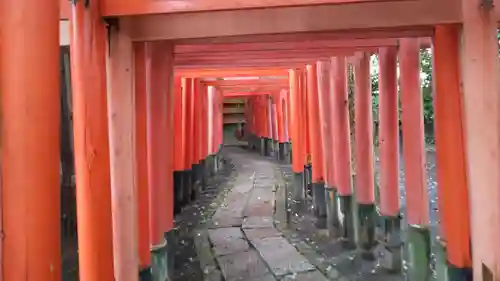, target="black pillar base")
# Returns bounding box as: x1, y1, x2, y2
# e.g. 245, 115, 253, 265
304, 165, 312, 198
207, 155, 215, 177
173, 171, 183, 215
435, 237, 473, 281
312, 182, 327, 229
325, 186, 340, 237
356, 203, 377, 260
139, 267, 152, 281
151, 240, 169, 281
273, 140, 279, 160
291, 172, 305, 212
200, 158, 207, 189
377, 214, 403, 273
407, 225, 431, 281
260, 137, 267, 156
191, 163, 201, 201
280, 142, 291, 164
164, 231, 175, 281
338, 195, 356, 248
182, 169, 193, 206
